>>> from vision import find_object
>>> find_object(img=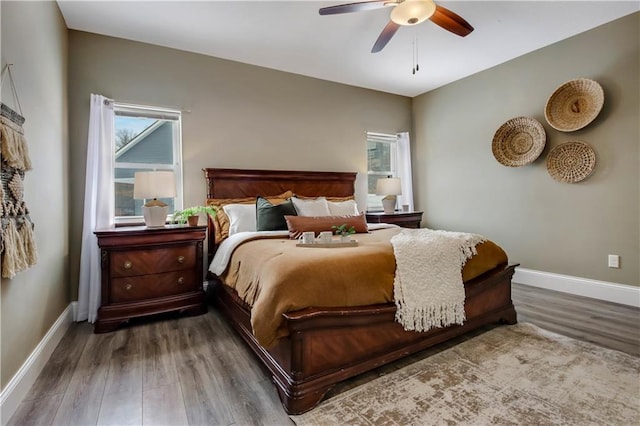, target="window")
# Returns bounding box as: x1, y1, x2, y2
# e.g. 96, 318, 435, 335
367, 132, 398, 211
366, 131, 414, 212
113, 103, 183, 223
